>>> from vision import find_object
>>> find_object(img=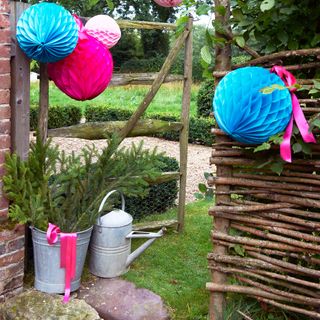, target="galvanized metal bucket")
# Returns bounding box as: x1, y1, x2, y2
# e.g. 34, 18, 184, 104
32, 226, 92, 294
